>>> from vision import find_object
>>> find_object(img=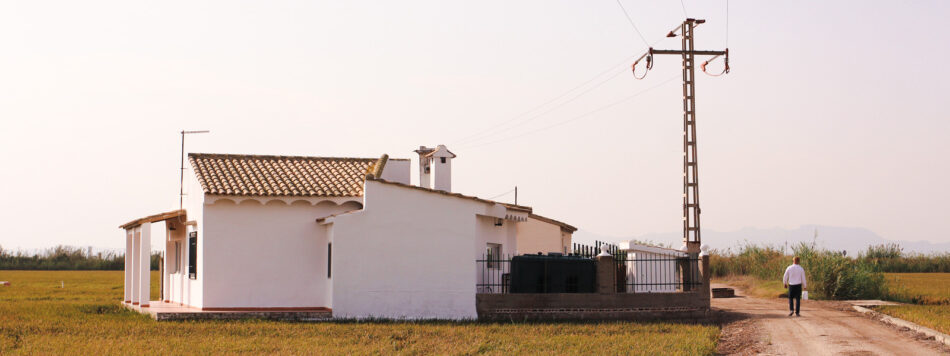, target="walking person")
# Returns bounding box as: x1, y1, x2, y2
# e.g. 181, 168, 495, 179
783, 256, 807, 316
